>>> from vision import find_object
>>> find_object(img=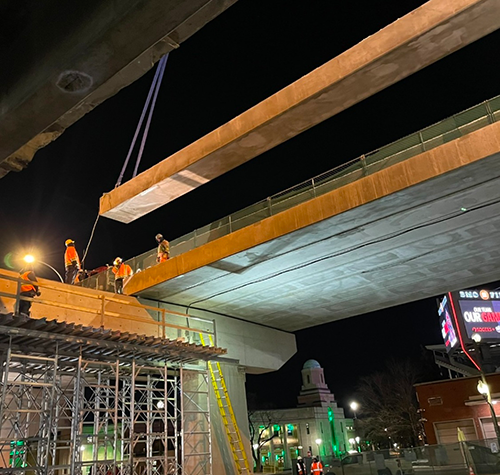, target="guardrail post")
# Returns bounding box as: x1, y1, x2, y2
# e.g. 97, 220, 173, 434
212, 319, 217, 347
100, 295, 105, 328
267, 197, 273, 217
228, 215, 233, 233
418, 132, 426, 152
161, 309, 166, 339
15, 276, 22, 315
311, 178, 317, 198
485, 100, 495, 124
360, 155, 367, 176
